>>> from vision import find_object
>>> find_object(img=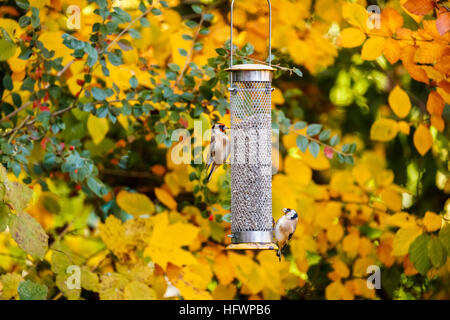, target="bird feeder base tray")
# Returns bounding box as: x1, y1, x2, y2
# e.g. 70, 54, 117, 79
226, 243, 278, 250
